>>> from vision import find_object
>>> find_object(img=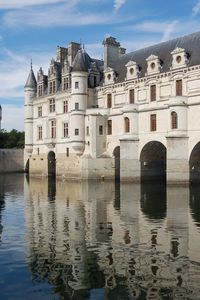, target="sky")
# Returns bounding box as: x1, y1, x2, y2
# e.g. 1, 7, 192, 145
1, 0, 200, 130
